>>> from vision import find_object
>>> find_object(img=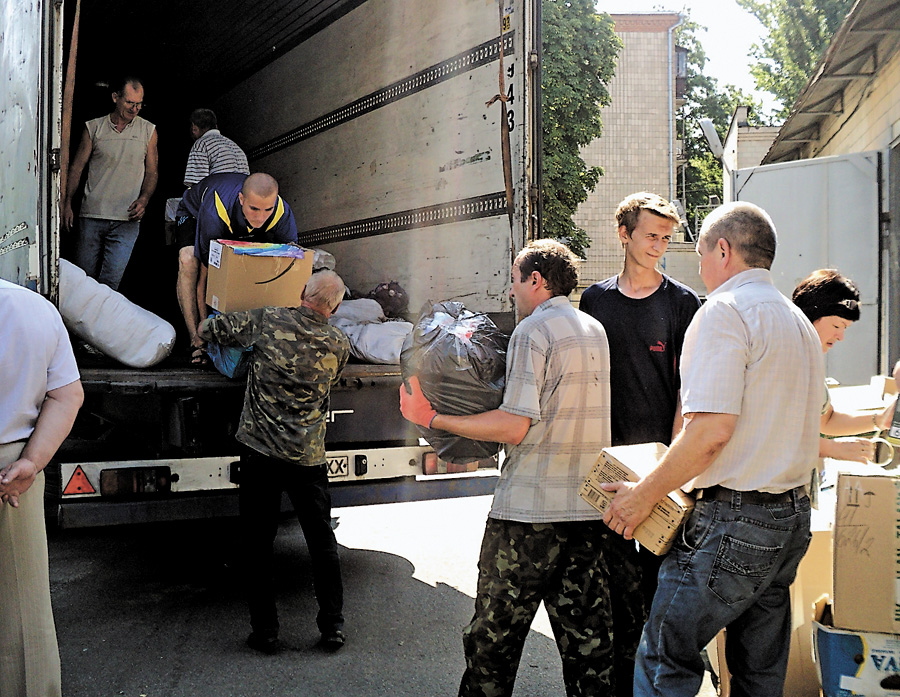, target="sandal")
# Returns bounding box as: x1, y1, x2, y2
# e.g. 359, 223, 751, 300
191, 346, 209, 366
